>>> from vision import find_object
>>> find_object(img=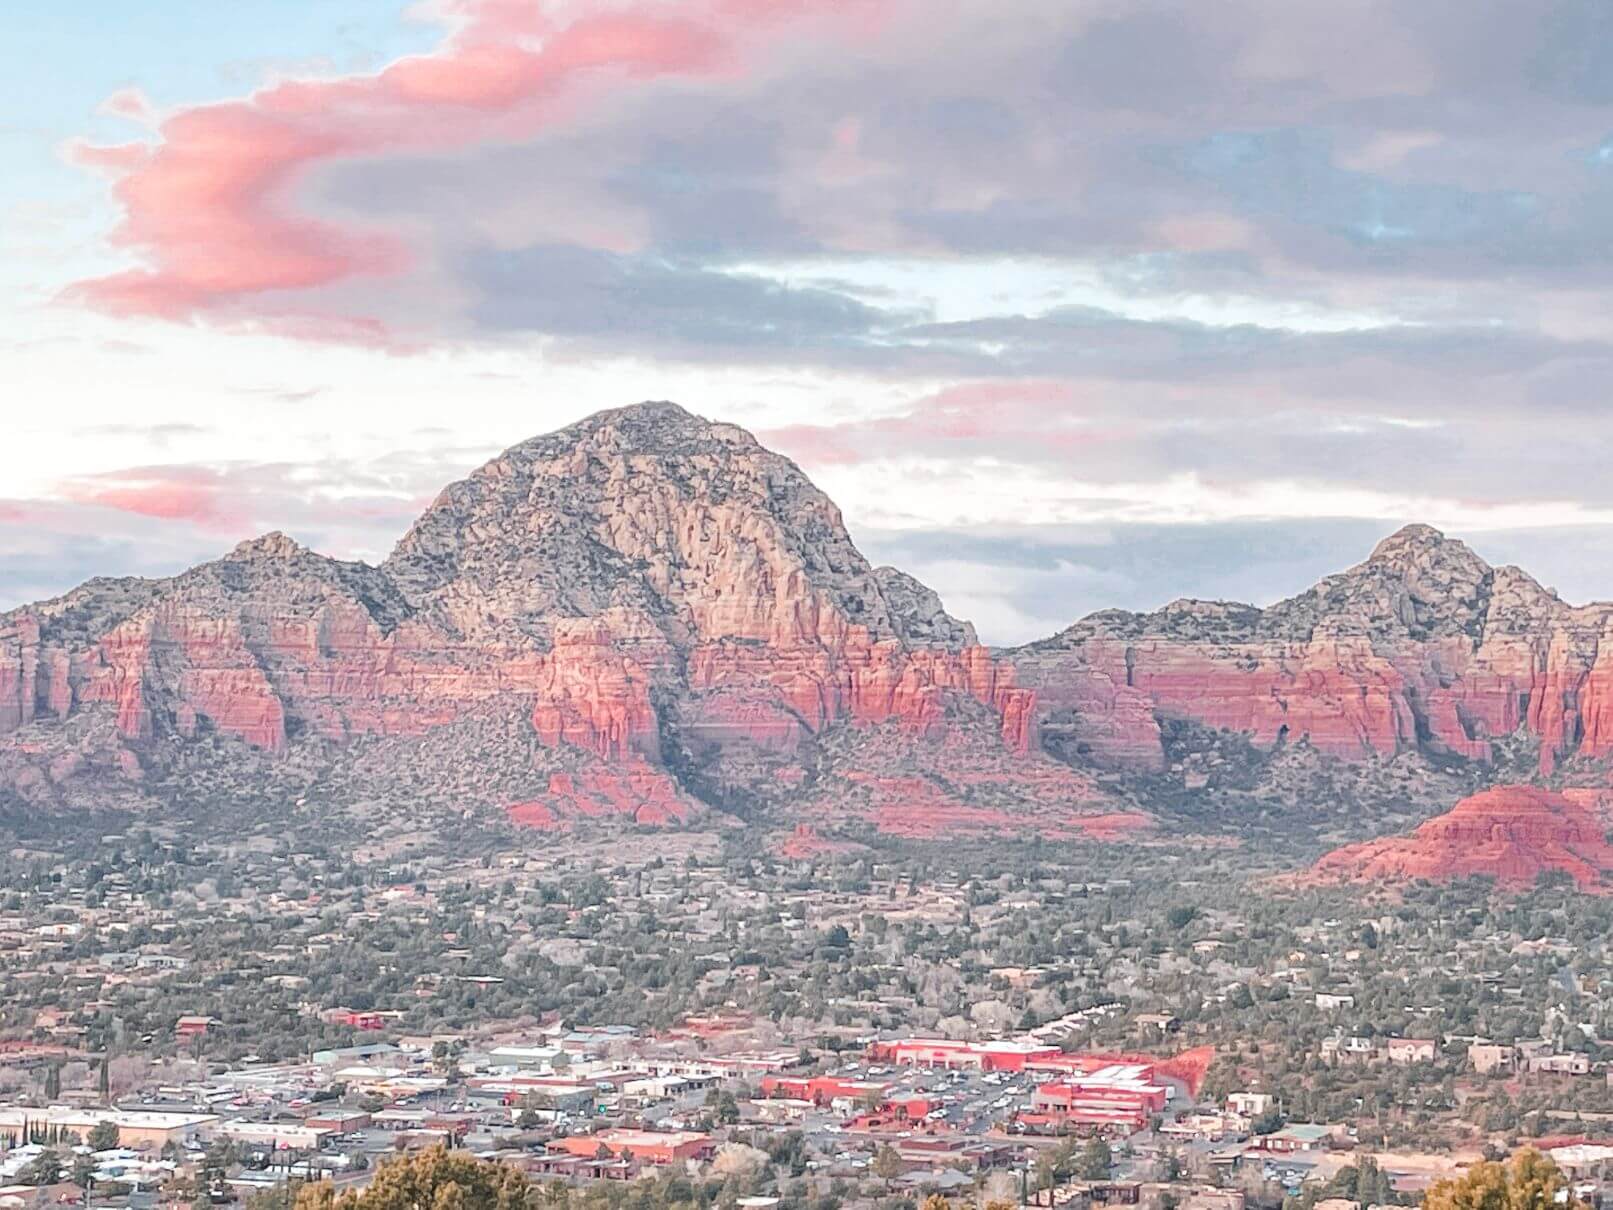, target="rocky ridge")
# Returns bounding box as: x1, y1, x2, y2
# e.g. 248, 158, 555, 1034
0, 403, 1099, 837
8, 402, 1613, 849
1013, 524, 1613, 776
